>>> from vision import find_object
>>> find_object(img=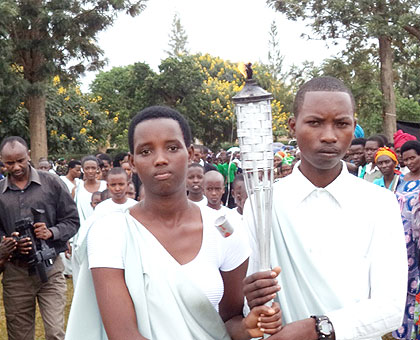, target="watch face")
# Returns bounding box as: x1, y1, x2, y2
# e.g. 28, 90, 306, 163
319, 320, 333, 335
